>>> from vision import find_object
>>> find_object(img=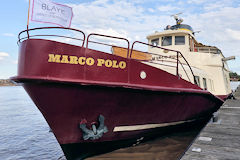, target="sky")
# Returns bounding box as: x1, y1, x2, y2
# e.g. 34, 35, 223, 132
0, 0, 240, 79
